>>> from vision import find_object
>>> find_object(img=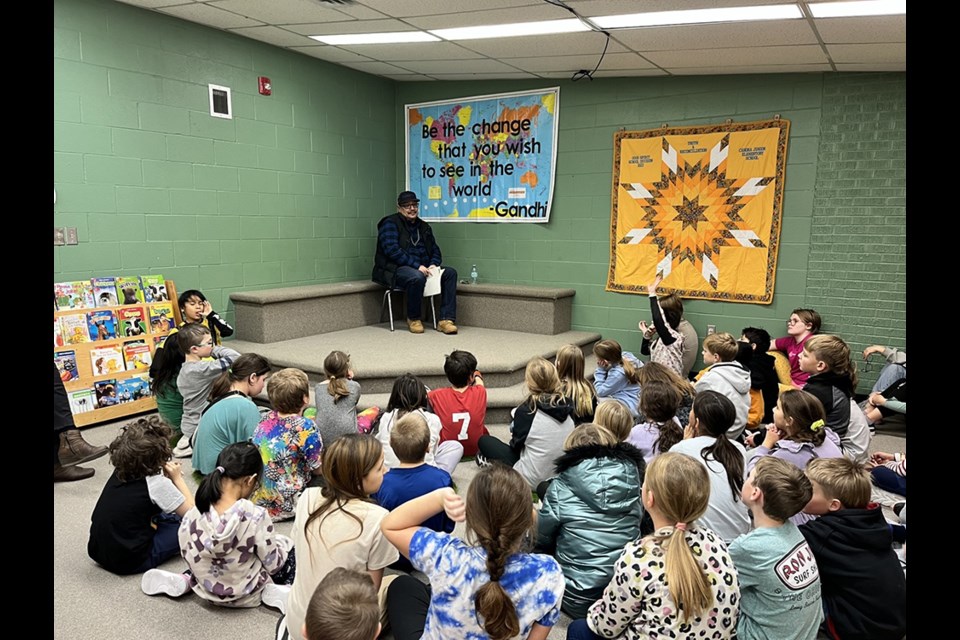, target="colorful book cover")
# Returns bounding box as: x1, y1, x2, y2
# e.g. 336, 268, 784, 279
54, 350, 79, 382
87, 309, 118, 341
60, 314, 89, 345
118, 306, 148, 337
149, 302, 175, 334
54, 281, 94, 310
94, 380, 120, 408
54, 318, 65, 348
91, 277, 119, 307
140, 275, 168, 303
116, 276, 145, 305
90, 344, 125, 376
123, 341, 152, 371
69, 388, 96, 415
117, 375, 152, 403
